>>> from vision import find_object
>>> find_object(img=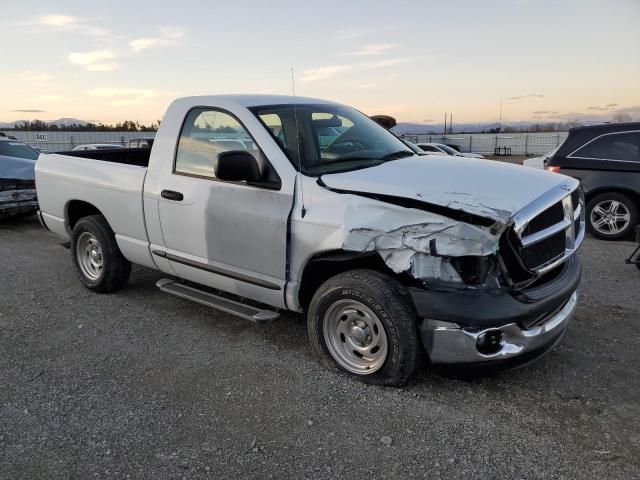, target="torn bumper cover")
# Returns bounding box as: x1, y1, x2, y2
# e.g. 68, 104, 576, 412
413, 255, 581, 366
0, 182, 38, 218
